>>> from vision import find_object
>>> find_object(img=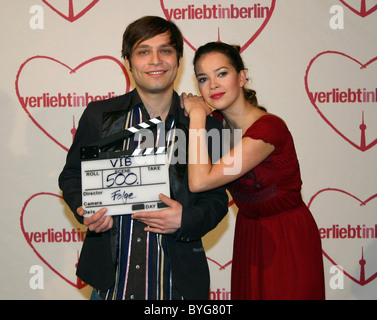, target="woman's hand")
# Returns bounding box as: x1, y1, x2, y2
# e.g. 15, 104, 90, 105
180, 93, 212, 118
